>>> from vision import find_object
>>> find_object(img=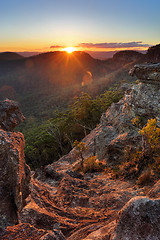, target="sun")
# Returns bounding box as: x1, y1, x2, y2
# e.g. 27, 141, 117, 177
64, 47, 76, 53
